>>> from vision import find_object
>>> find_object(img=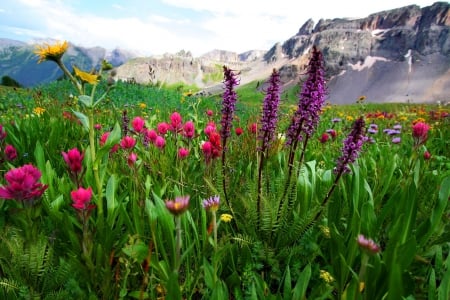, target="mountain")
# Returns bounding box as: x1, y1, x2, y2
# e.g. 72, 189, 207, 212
1, 2, 449, 103
113, 1, 449, 103
0, 40, 139, 87
277, 1, 450, 103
